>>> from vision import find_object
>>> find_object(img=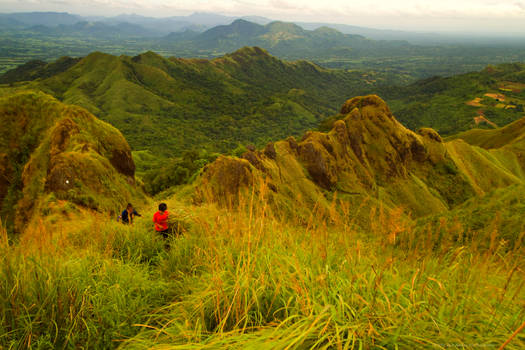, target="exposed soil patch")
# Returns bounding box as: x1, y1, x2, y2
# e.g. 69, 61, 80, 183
466, 97, 483, 107
484, 93, 506, 101
474, 115, 498, 128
